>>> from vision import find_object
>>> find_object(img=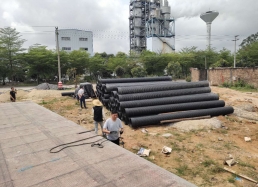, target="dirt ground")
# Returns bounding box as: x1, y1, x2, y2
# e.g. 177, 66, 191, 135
1, 86, 258, 187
